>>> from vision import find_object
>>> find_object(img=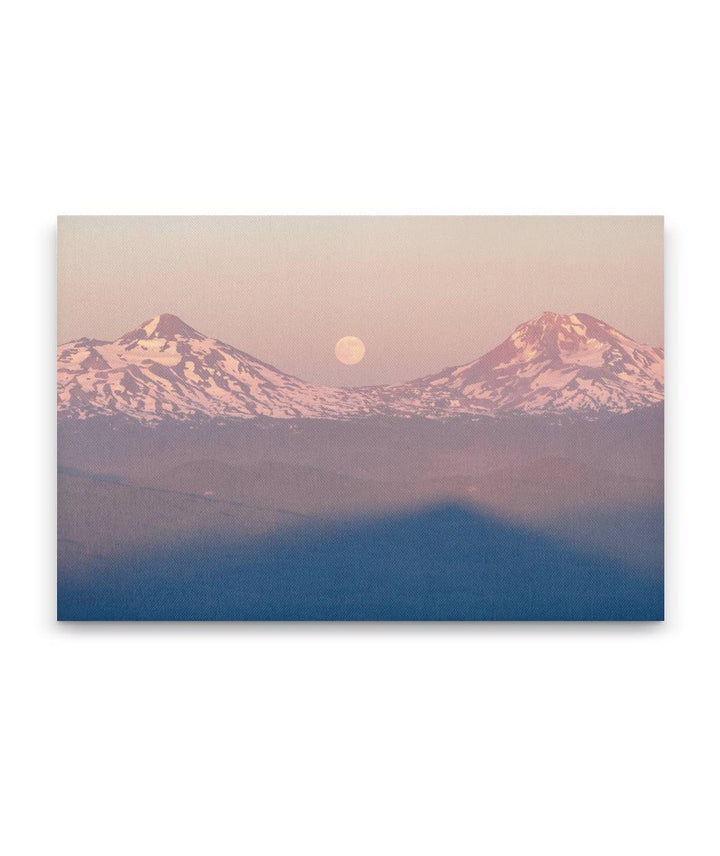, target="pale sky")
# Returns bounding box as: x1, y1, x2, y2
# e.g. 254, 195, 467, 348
58, 216, 663, 386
